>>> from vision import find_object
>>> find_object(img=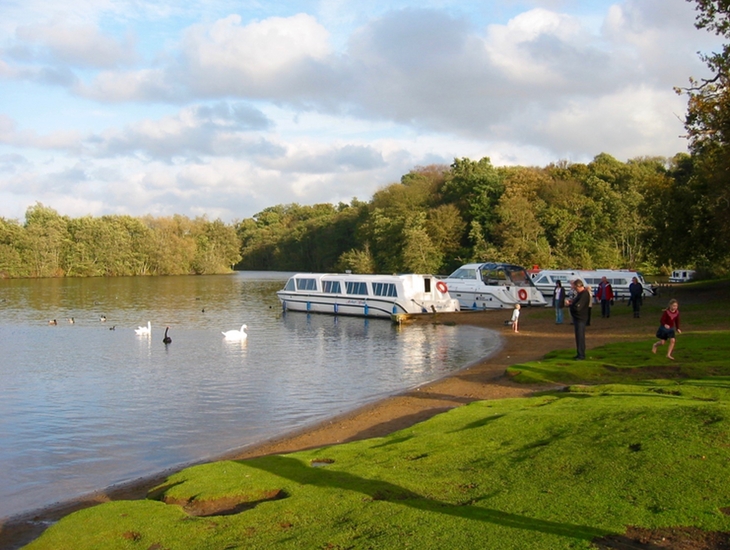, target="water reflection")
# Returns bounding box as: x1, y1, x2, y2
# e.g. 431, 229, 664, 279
0, 272, 500, 520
